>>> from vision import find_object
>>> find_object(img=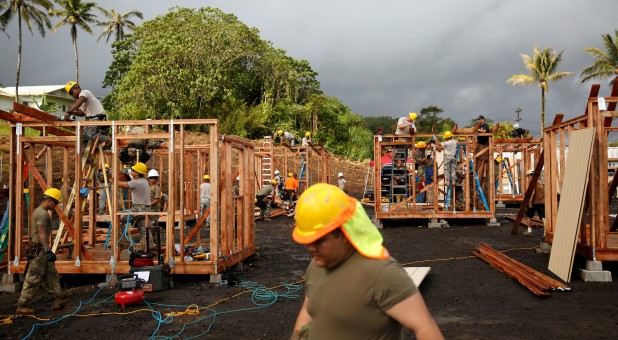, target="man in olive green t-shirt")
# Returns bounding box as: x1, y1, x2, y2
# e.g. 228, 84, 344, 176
291, 184, 443, 340
17, 188, 67, 314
